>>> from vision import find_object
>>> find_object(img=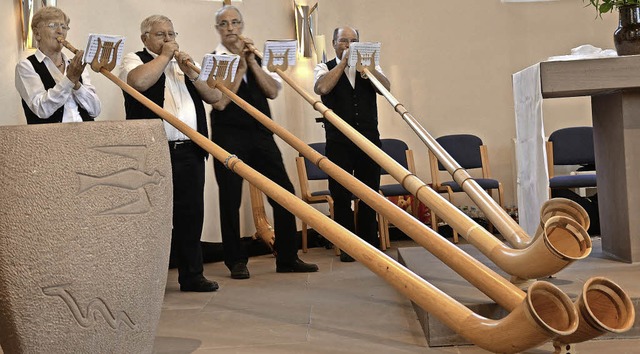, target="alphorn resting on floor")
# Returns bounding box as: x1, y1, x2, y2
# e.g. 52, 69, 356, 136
58, 37, 633, 352
239, 36, 590, 281
226, 37, 633, 348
